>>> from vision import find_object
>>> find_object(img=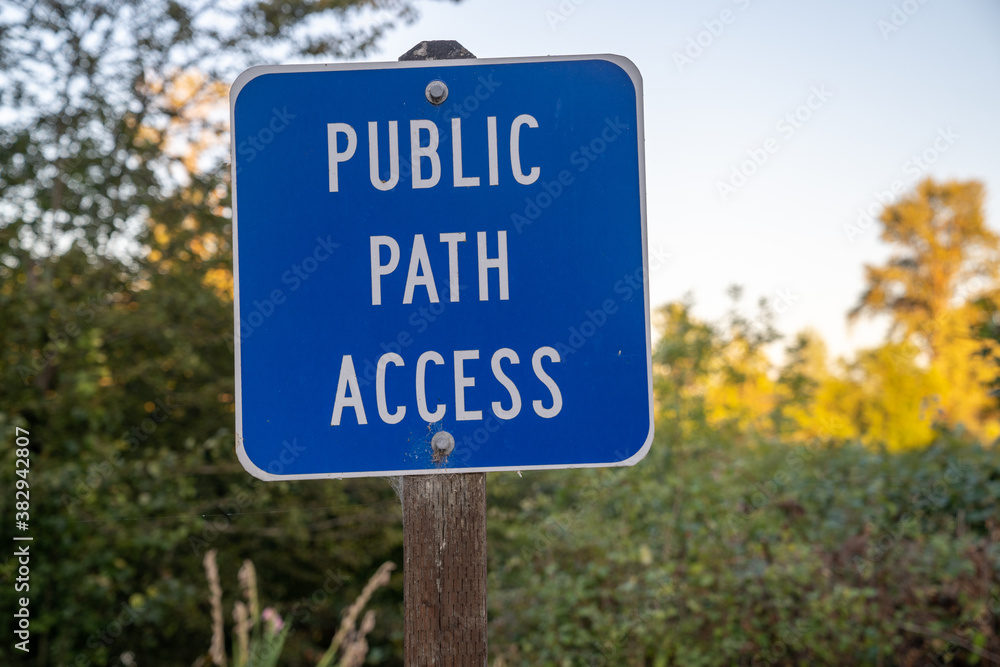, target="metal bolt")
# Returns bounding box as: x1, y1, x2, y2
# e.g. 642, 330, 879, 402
425, 79, 448, 105
431, 431, 455, 461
